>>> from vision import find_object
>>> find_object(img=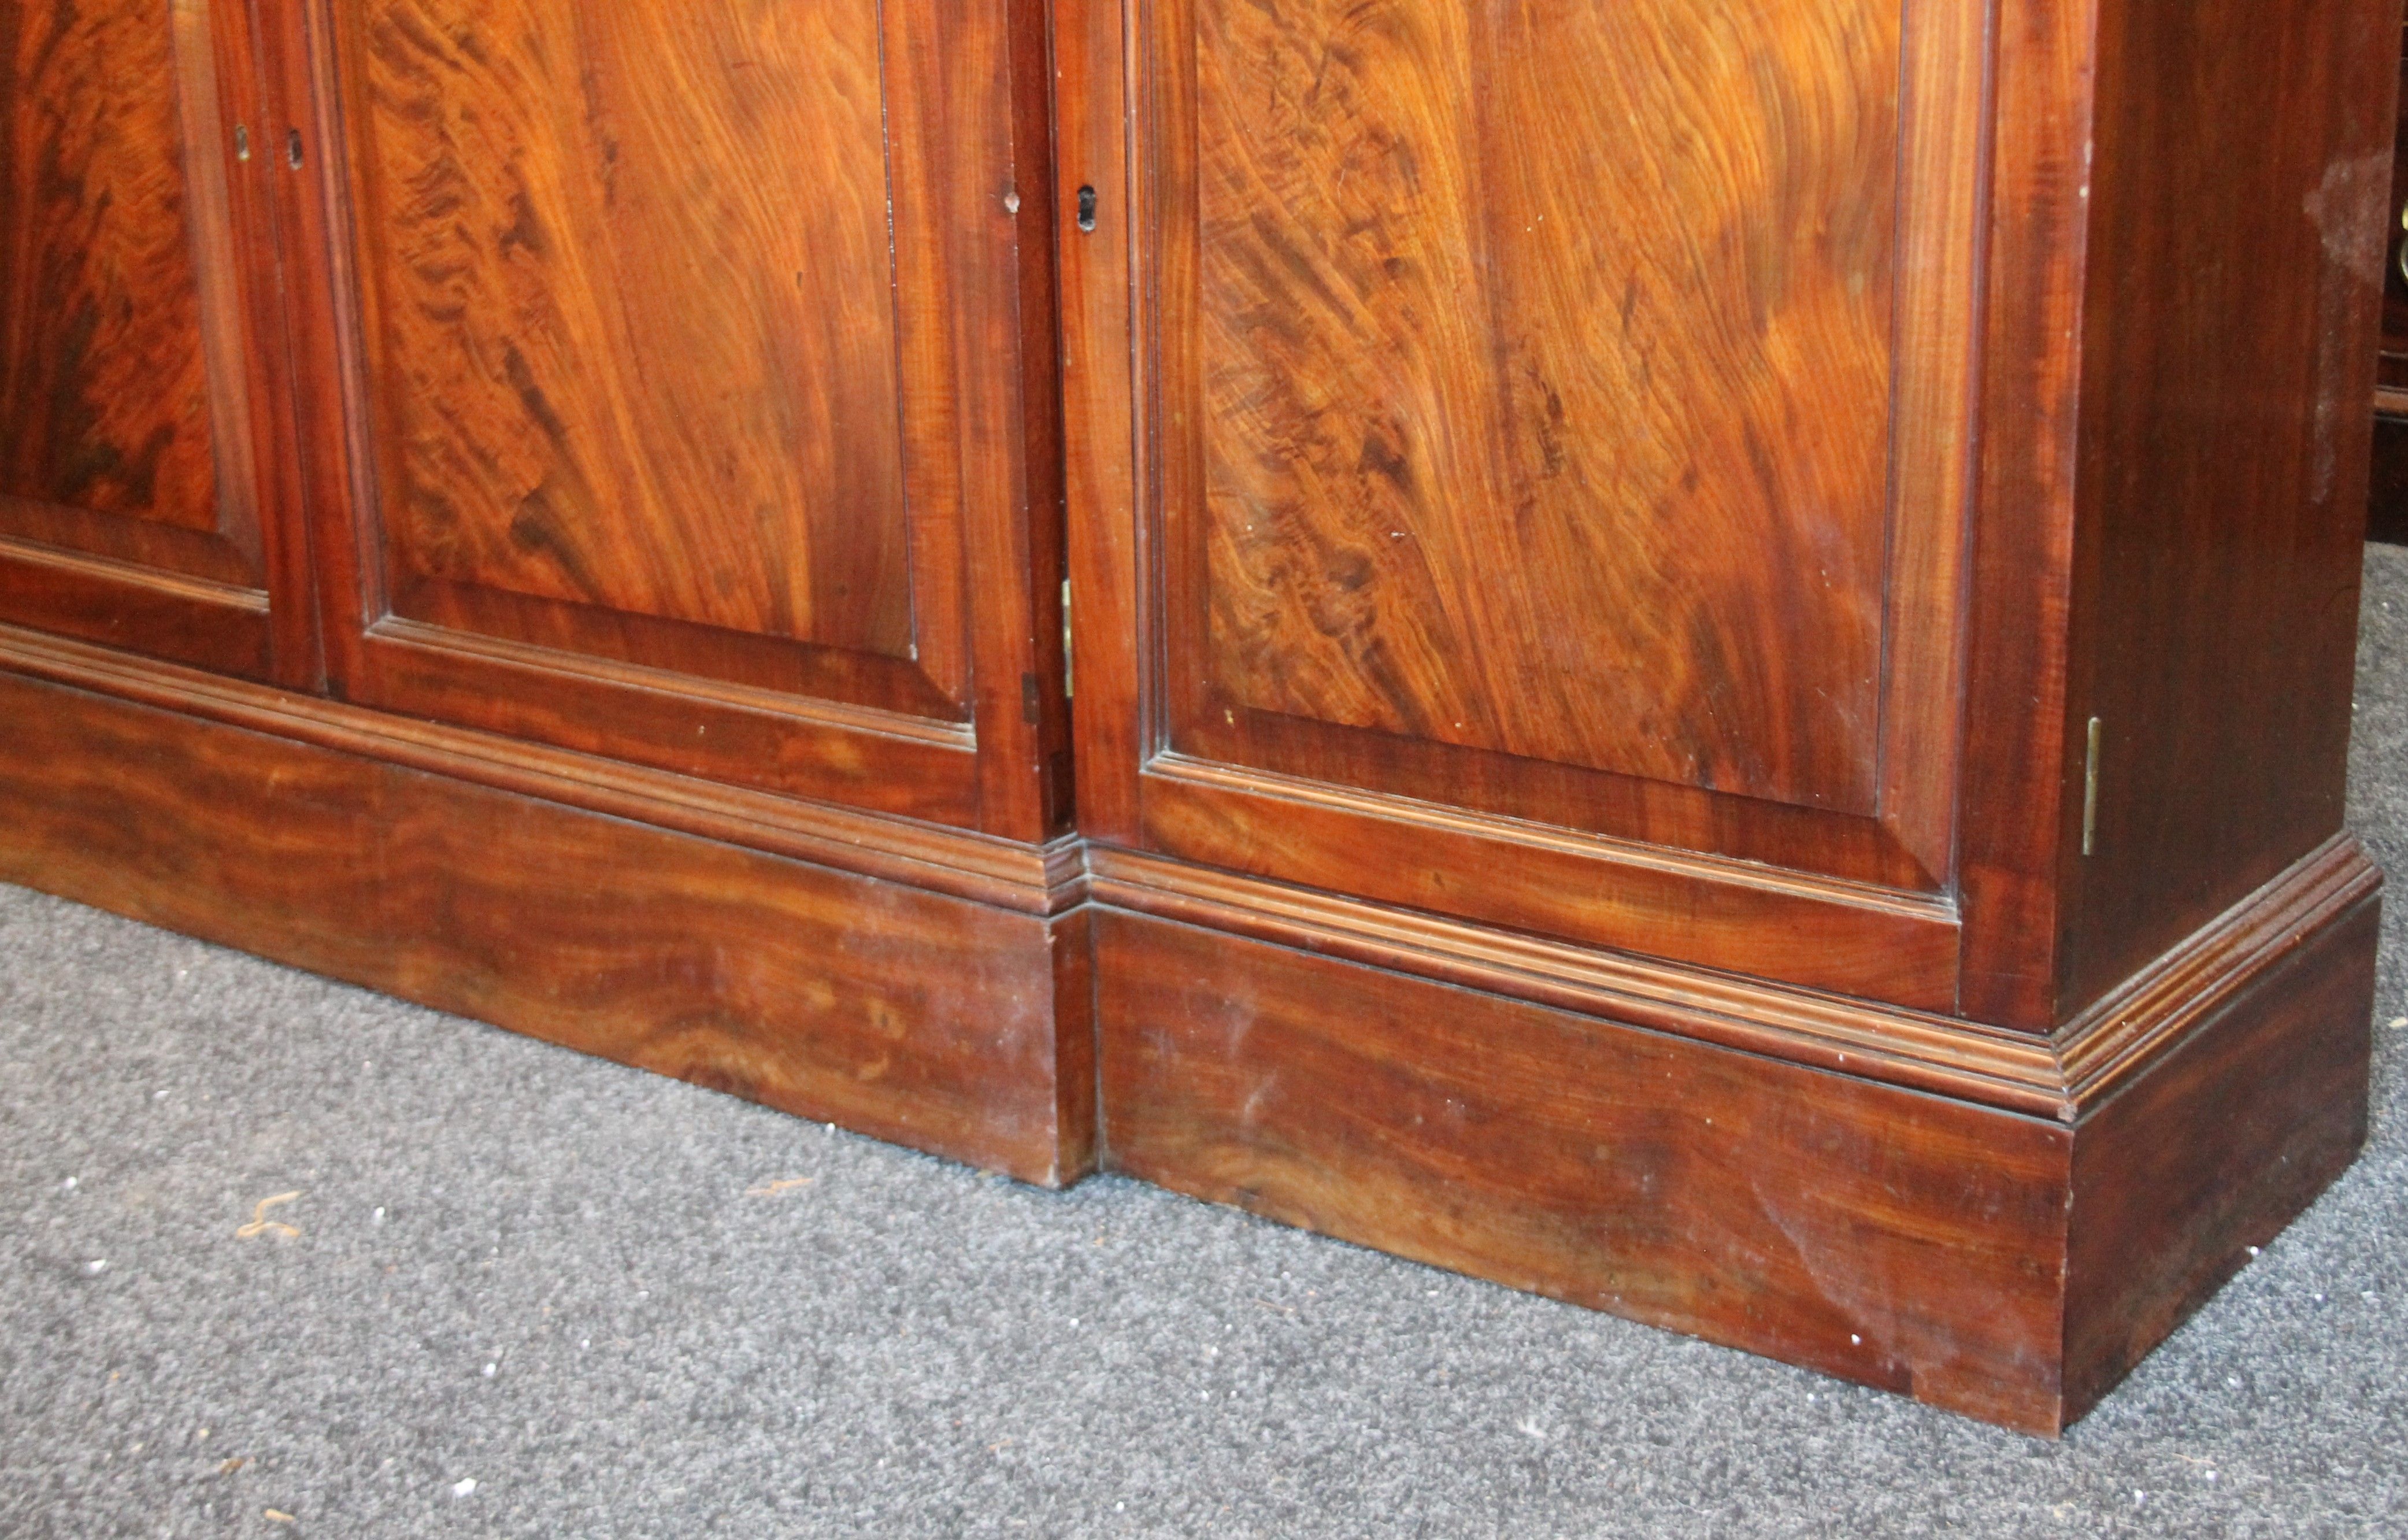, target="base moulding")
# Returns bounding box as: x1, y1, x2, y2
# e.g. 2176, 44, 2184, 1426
0, 645, 2379, 1433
